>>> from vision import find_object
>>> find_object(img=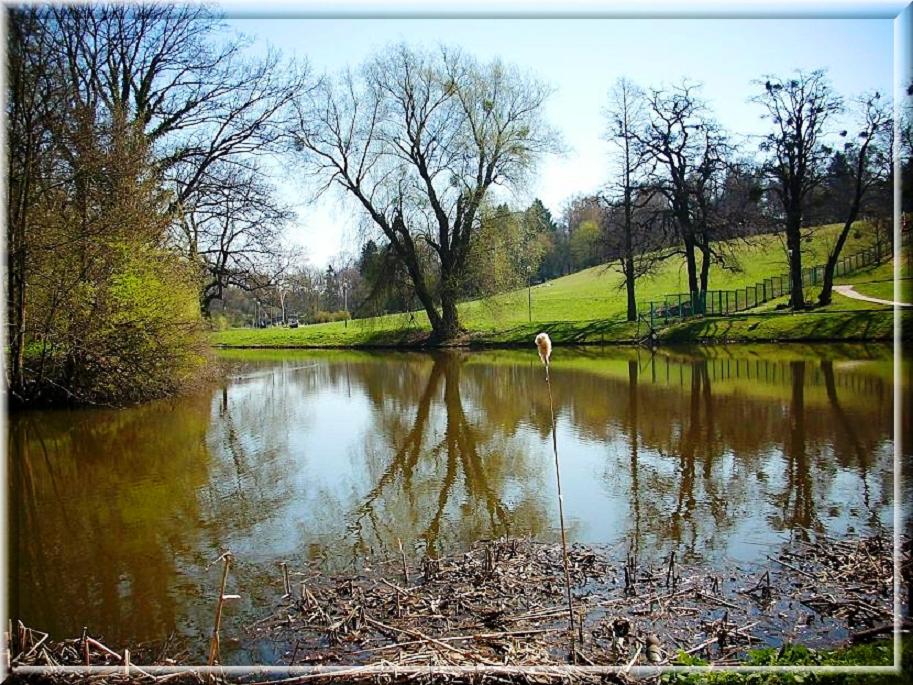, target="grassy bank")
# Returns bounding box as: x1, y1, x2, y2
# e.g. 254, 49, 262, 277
664, 639, 905, 684
213, 226, 909, 349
